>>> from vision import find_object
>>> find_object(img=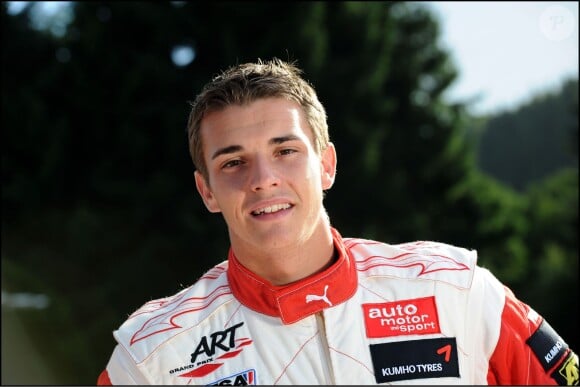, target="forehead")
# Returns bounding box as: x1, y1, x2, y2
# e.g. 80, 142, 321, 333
199, 98, 314, 149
